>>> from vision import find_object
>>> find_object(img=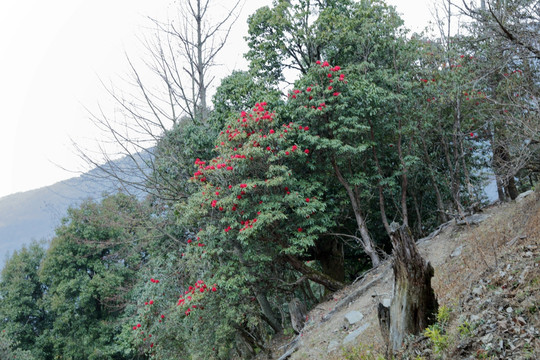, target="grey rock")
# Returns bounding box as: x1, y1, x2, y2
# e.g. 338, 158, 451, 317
472, 286, 484, 296
344, 310, 364, 328
343, 323, 370, 344
481, 332, 494, 344
457, 213, 490, 225
327, 340, 340, 354
451, 245, 464, 257
515, 190, 534, 202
